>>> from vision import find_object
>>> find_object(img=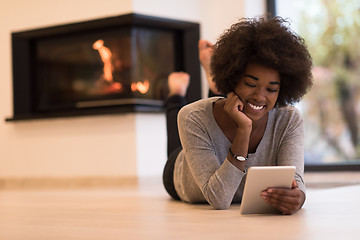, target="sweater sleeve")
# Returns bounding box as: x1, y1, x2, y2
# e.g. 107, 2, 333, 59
275, 107, 306, 193
177, 104, 245, 209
